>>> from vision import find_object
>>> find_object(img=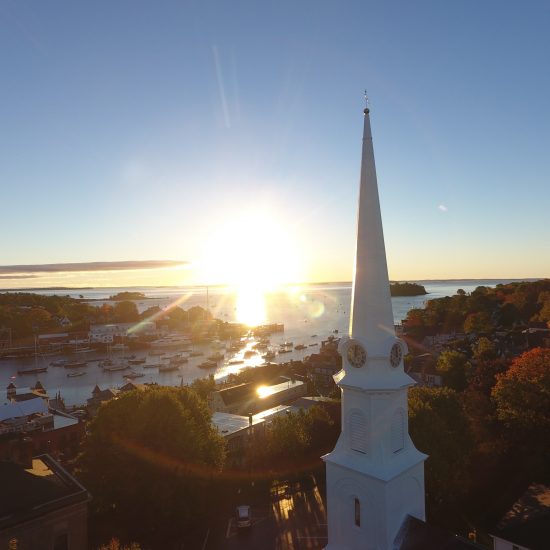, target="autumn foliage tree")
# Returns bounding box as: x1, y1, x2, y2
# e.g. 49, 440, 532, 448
492, 348, 550, 440
436, 350, 471, 391
248, 406, 337, 474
